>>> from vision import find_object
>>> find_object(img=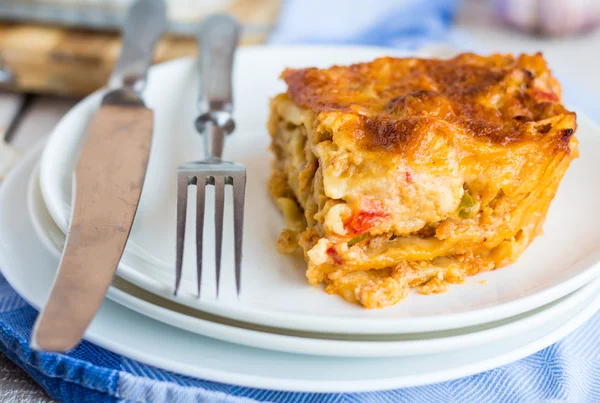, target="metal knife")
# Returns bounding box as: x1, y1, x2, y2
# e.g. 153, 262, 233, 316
31, 0, 167, 352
